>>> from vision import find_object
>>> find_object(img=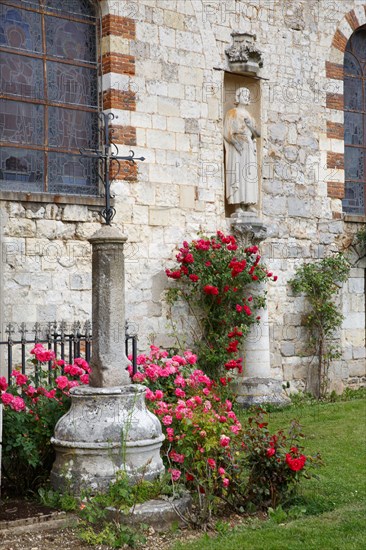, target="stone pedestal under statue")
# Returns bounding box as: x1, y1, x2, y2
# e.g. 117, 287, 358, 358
51, 227, 164, 494
231, 213, 290, 407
